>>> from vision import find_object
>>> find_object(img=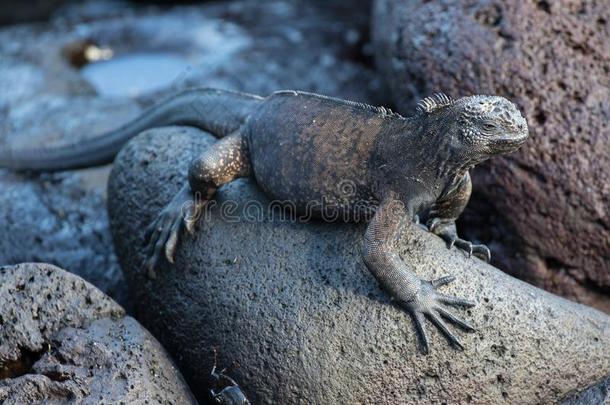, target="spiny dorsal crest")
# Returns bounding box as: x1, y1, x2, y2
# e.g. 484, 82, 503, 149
345, 100, 403, 118
415, 93, 454, 115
